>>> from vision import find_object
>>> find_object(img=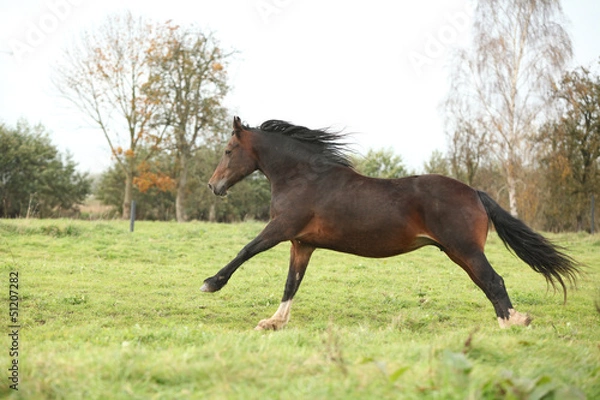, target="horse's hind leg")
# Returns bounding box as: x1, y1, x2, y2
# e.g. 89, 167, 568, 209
255, 240, 315, 331
445, 249, 531, 328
